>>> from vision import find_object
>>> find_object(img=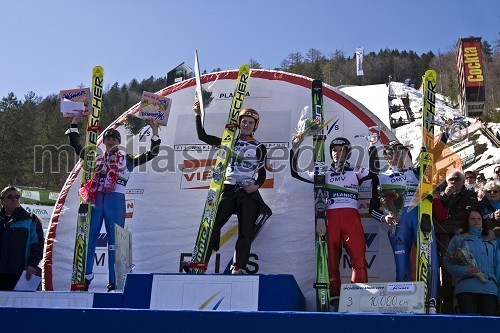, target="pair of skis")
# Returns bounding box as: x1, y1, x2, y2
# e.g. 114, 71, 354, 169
416, 69, 437, 314
70, 66, 104, 291
188, 64, 251, 273
311, 80, 330, 312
